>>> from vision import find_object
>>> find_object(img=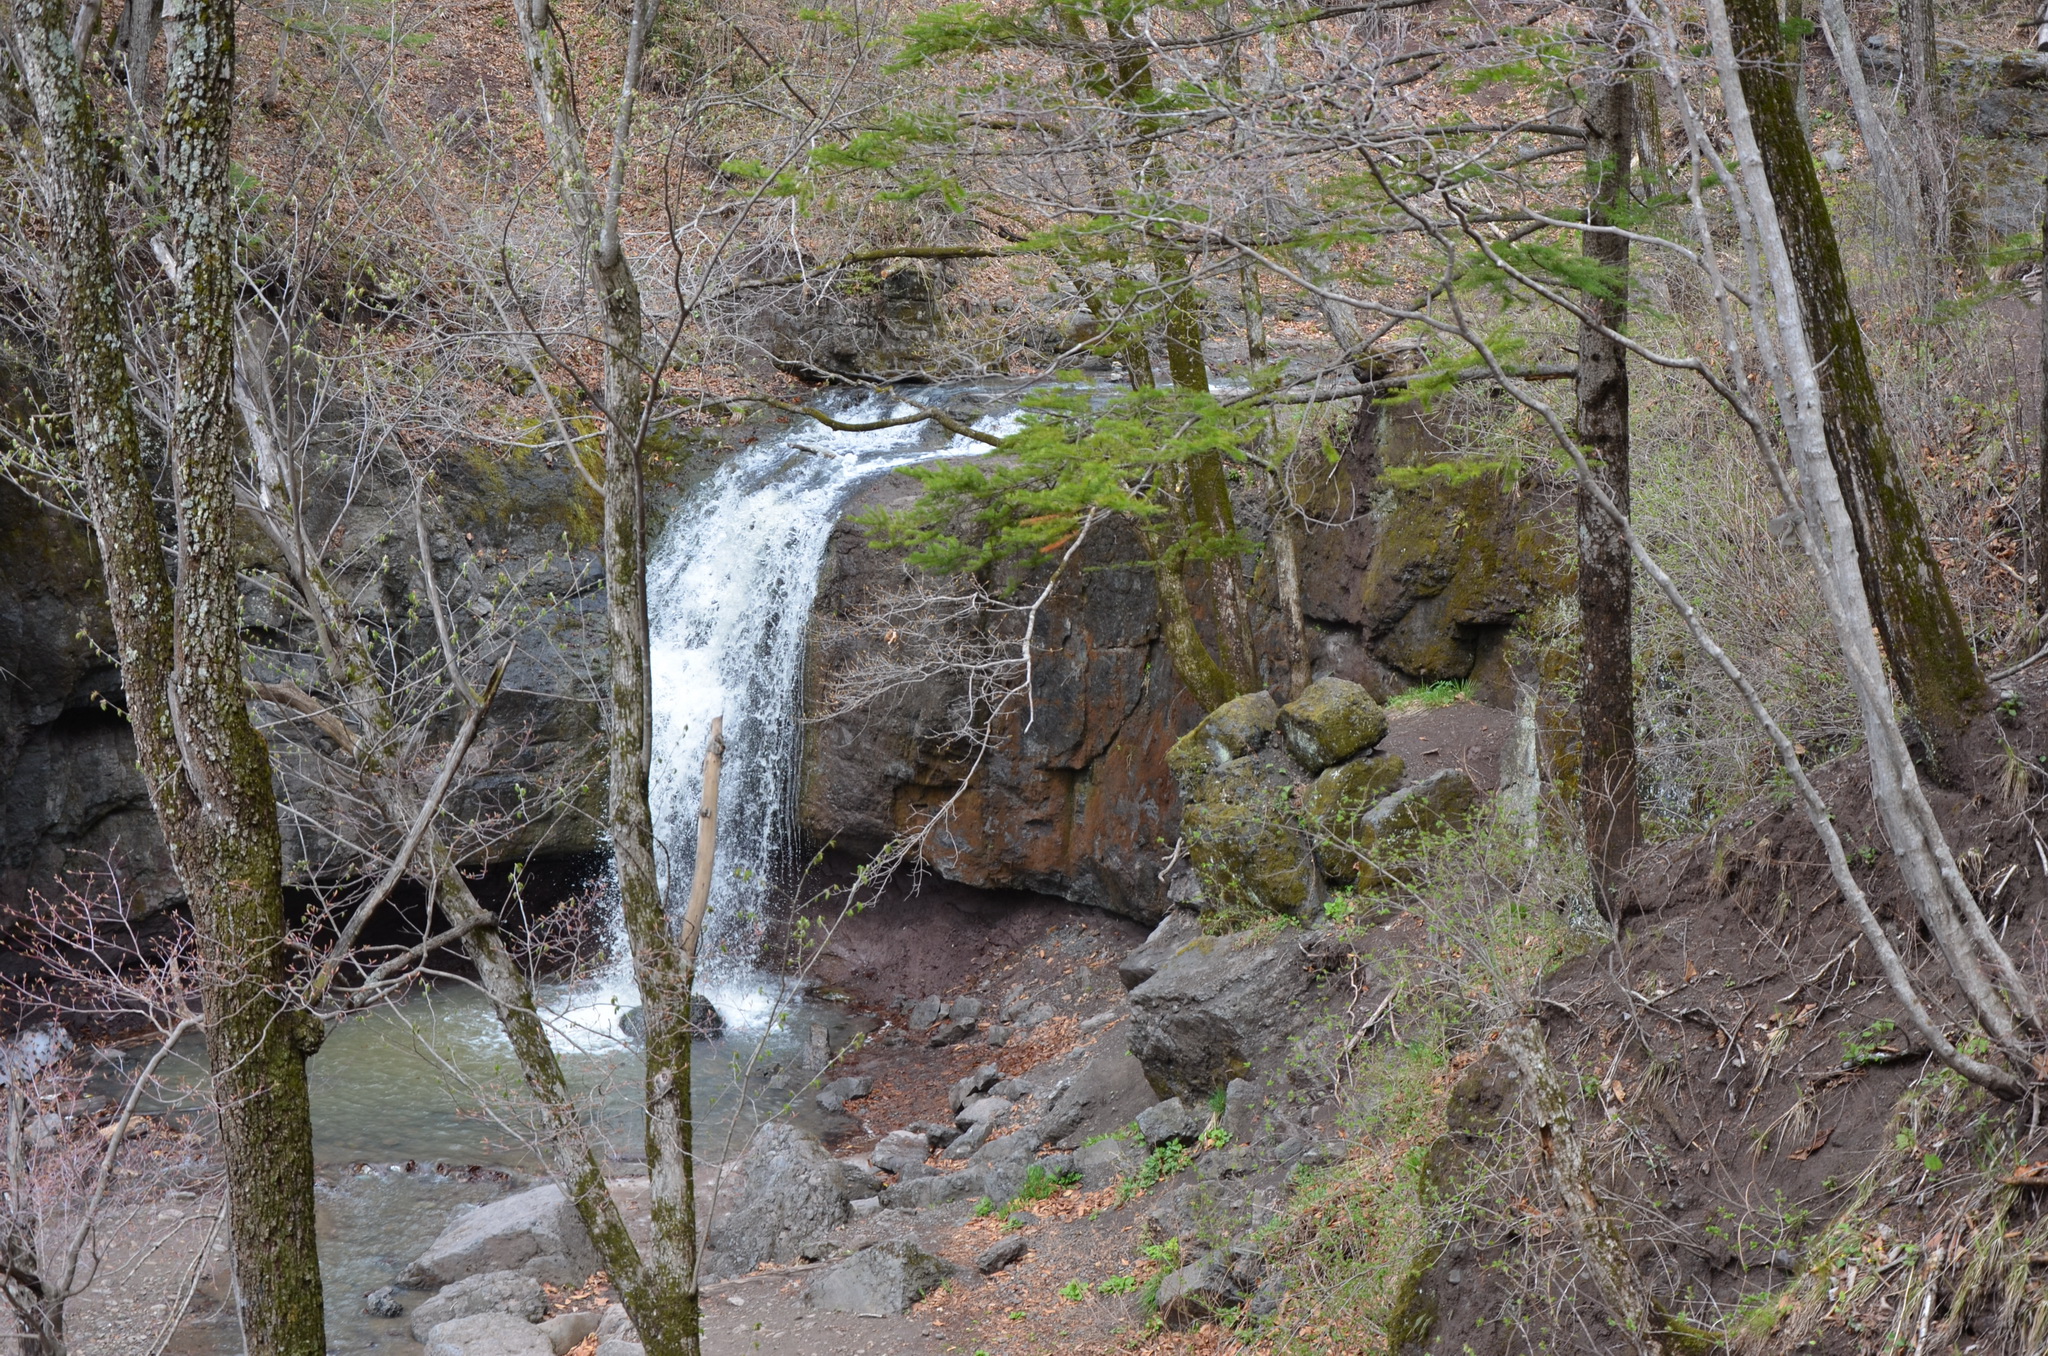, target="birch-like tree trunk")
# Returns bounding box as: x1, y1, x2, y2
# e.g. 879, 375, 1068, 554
1724, 0, 1990, 755
1575, 0, 1639, 915
10, 0, 328, 1349
509, 0, 702, 1348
